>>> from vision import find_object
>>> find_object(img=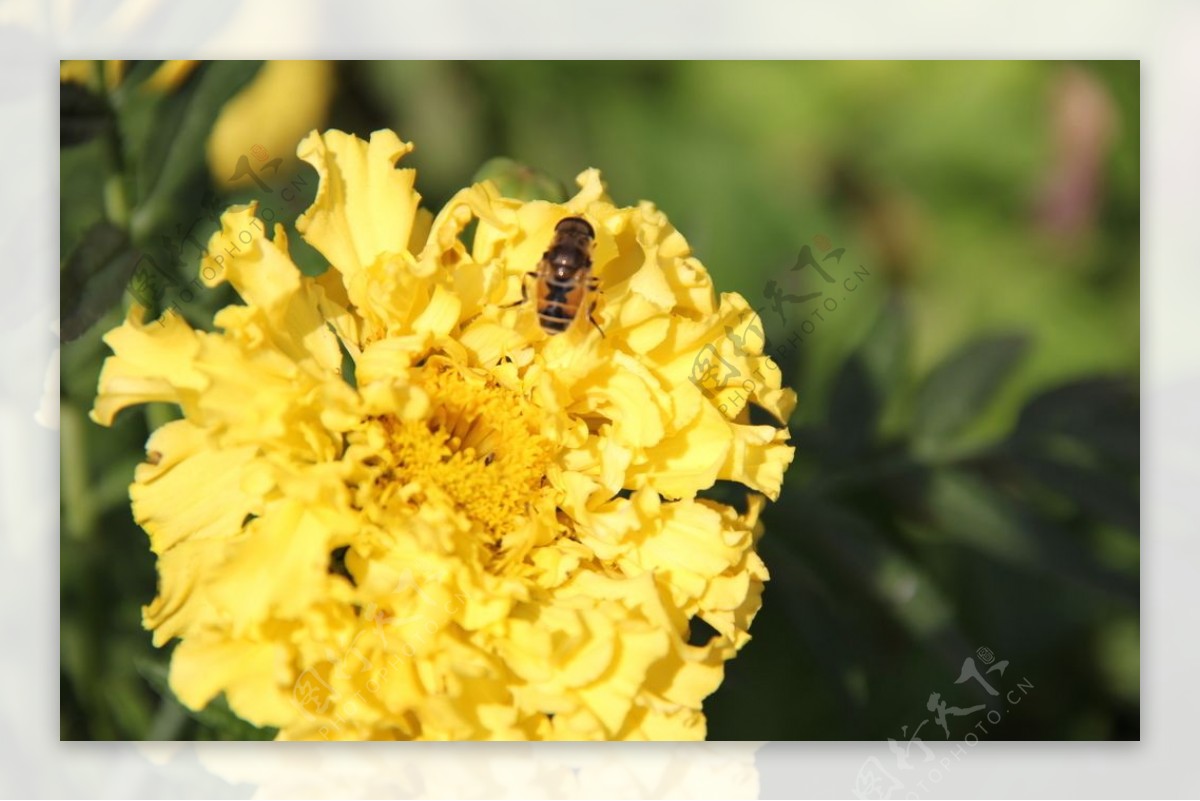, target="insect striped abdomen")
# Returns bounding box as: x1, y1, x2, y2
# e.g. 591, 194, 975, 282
533, 216, 598, 336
